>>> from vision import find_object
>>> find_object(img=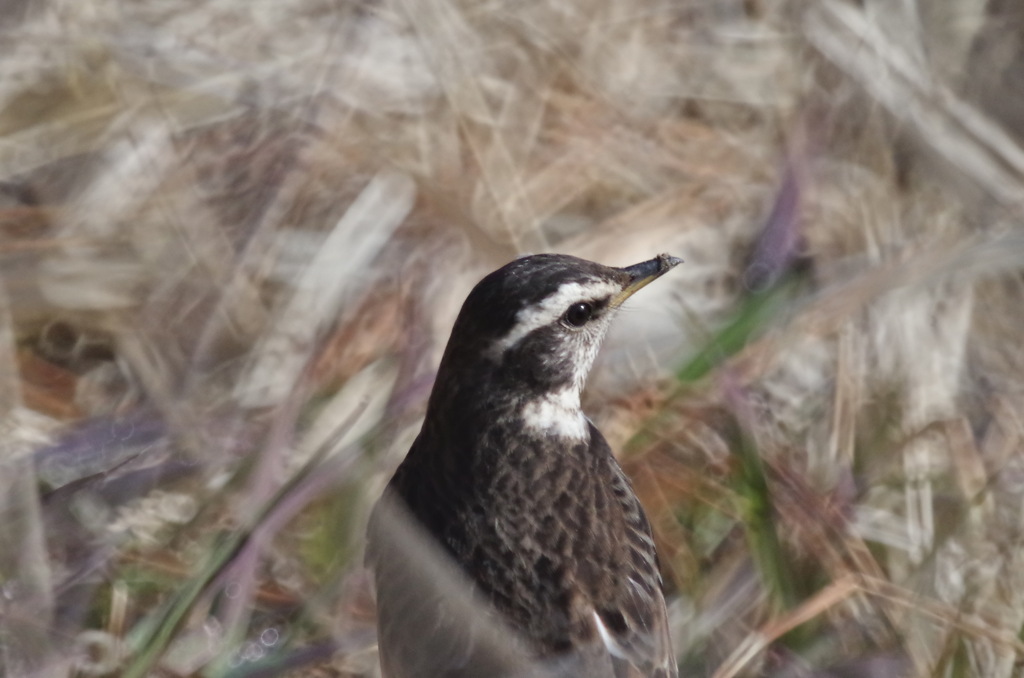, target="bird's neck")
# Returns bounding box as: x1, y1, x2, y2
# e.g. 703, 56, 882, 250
517, 386, 589, 440
423, 364, 590, 451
